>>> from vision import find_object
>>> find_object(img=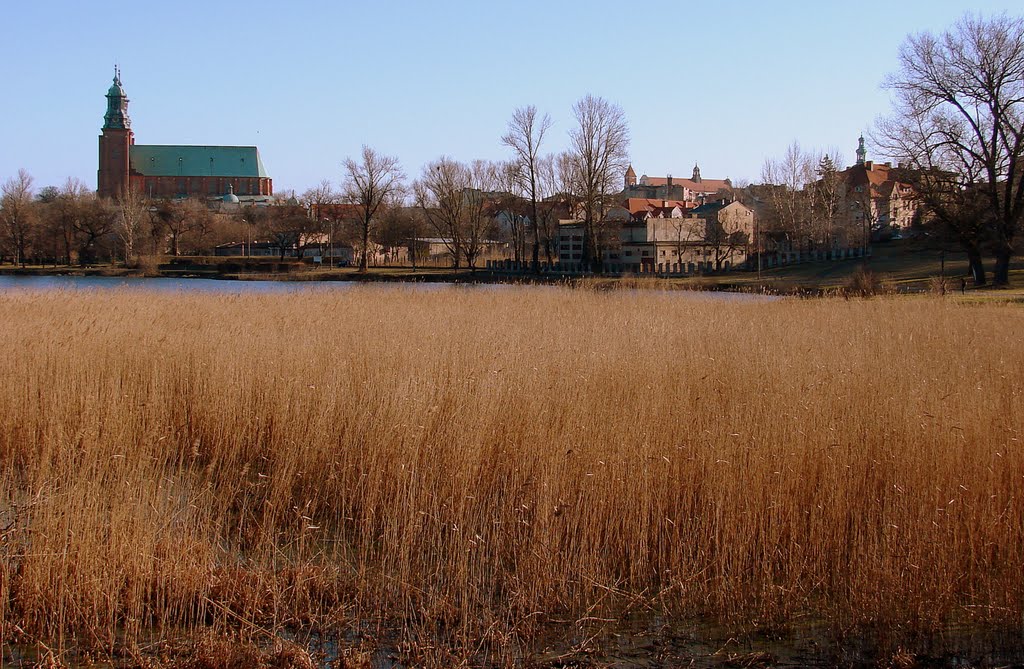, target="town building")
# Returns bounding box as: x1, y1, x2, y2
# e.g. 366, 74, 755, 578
97, 69, 273, 200
623, 164, 732, 203
839, 137, 918, 240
